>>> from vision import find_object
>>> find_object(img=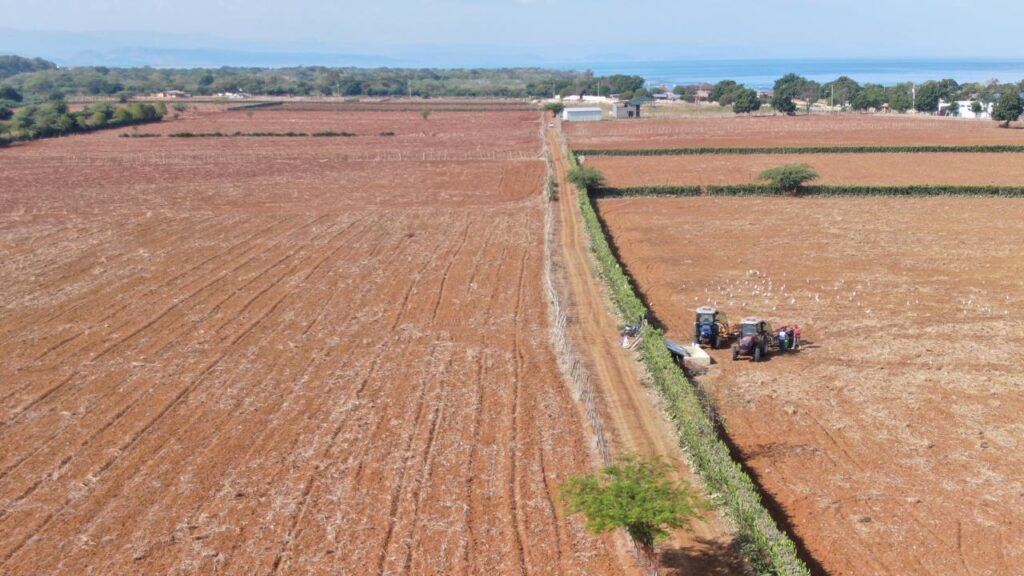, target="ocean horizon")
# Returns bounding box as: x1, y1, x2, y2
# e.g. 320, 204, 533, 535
571, 58, 1024, 90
